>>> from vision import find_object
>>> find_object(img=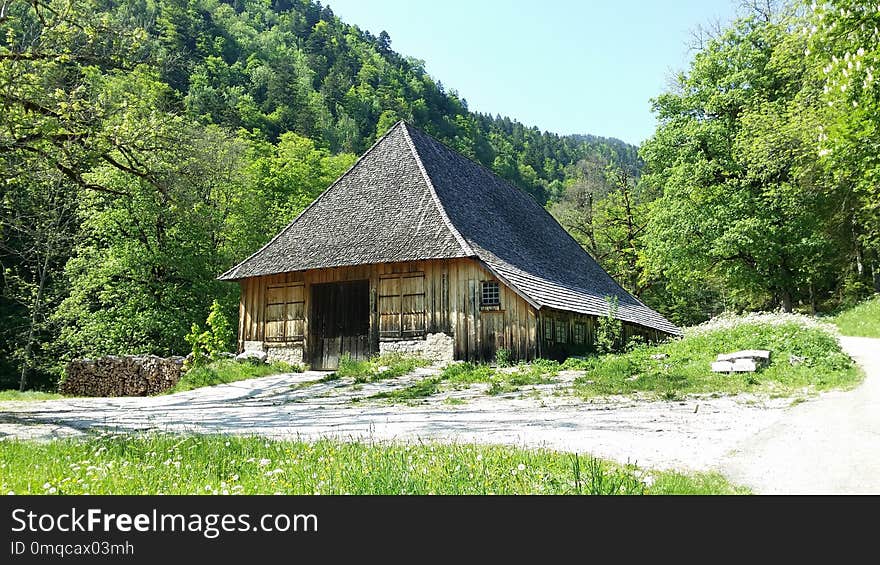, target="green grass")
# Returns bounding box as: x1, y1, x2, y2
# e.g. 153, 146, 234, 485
0, 434, 747, 495
832, 295, 880, 337
167, 359, 302, 393
333, 353, 429, 383
370, 376, 443, 401
368, 361, 561, 402
572, 320, 862, 399
0, 390, 65, 401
